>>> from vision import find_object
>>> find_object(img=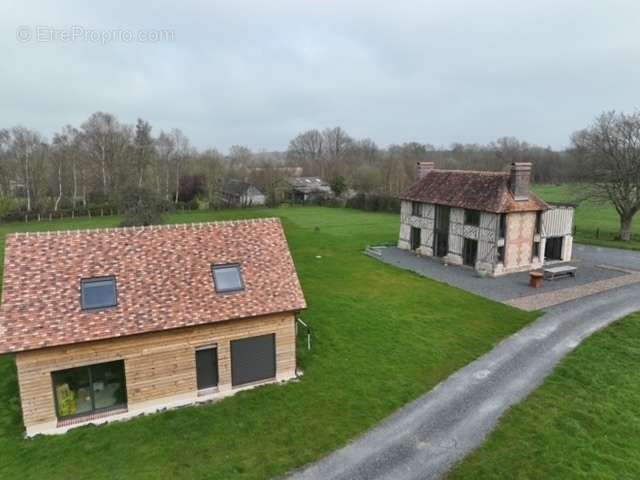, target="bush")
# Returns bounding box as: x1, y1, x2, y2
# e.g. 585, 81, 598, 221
346, 193, 400, 213
119, 188, 164, 227
0, 197, 17, 218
